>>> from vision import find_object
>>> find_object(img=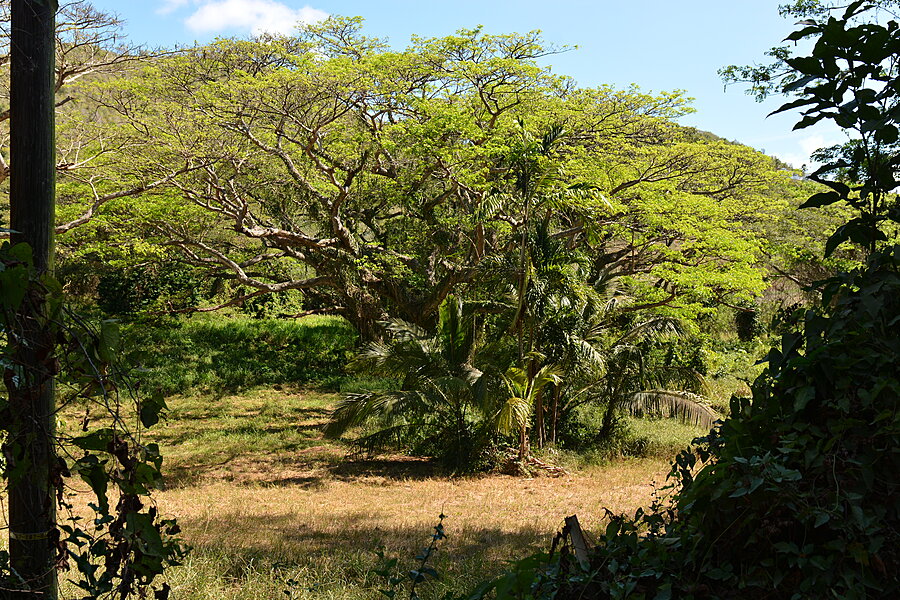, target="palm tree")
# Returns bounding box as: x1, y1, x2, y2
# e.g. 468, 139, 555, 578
565, 315, 718, 442
498, 361, 561, 460
323, 296, 495, 469
476, 215, 602, 446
